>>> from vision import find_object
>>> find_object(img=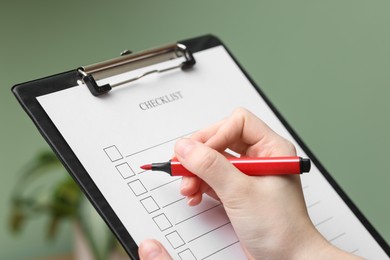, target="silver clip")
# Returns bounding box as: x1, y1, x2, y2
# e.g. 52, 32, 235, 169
78, 43, 195, 96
